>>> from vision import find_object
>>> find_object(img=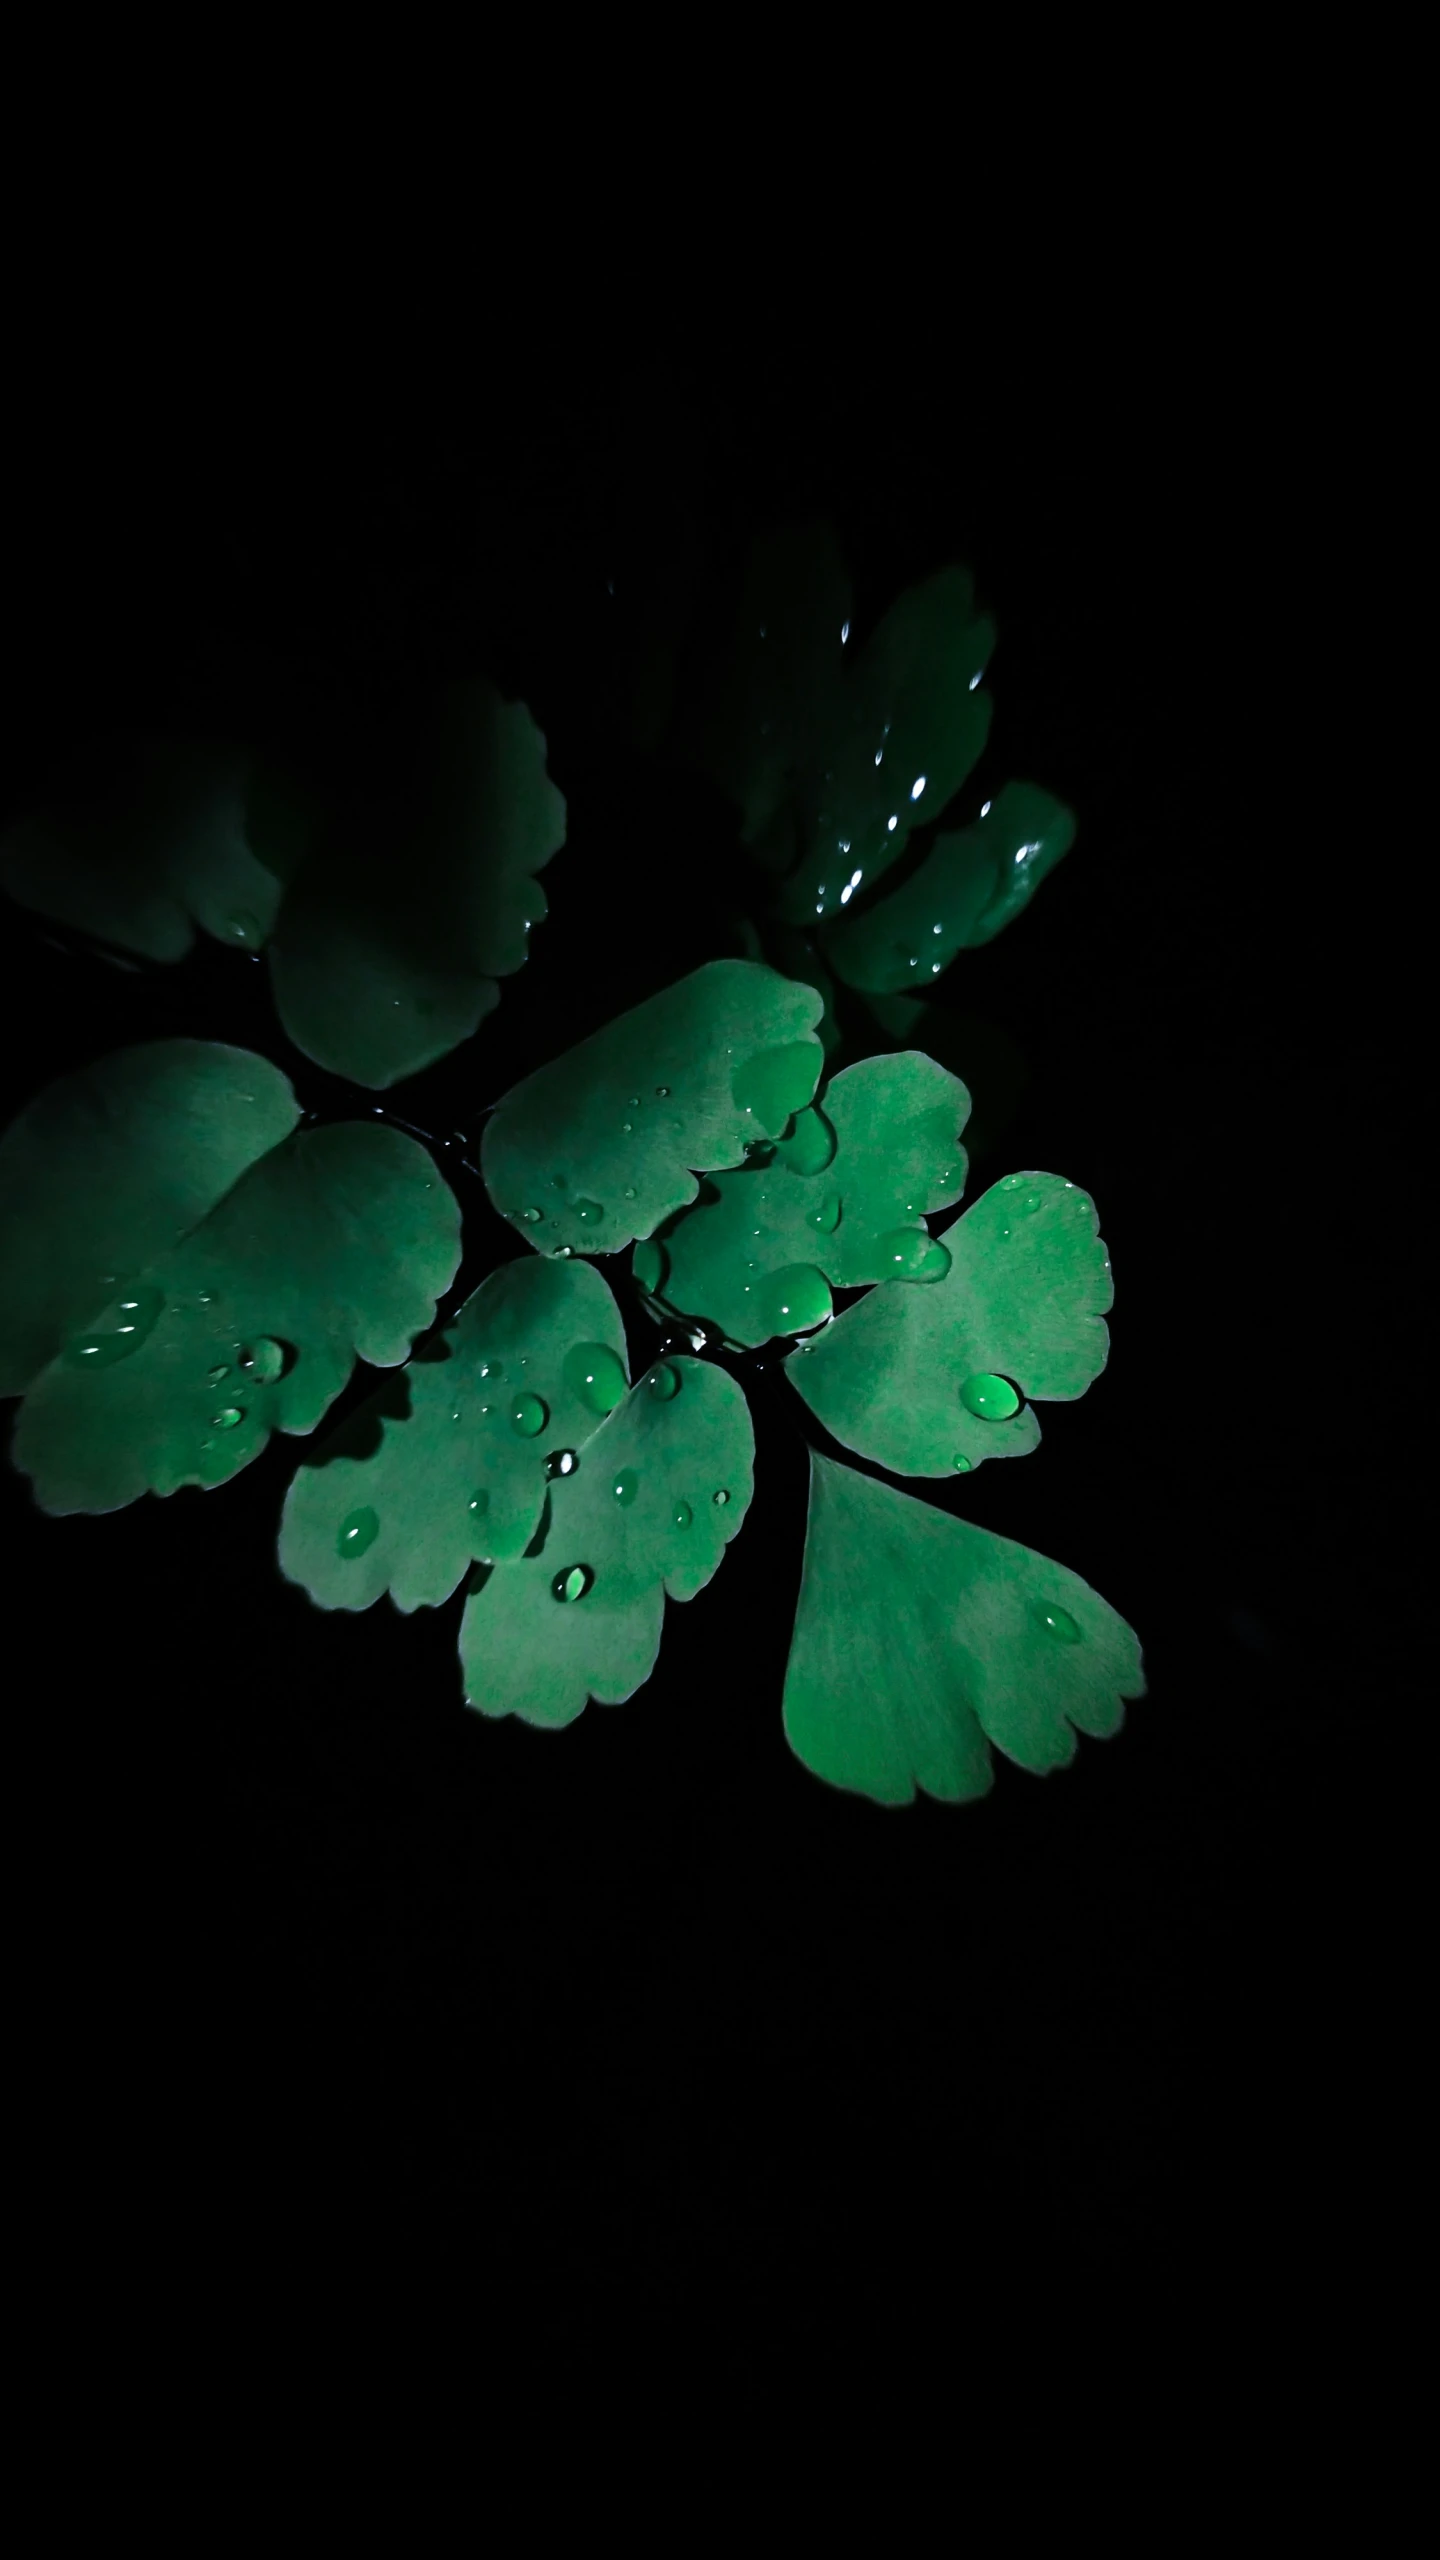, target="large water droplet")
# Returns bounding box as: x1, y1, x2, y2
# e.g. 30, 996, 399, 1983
574, 1198, 604, 1224
545, 1448, 577, 1479
647, 1362, 681, 1400
755, 1264, 832, 1337
672, 1500, 692, 1530
337, 1506, 379, 1557
810, 1194, 841, 1234
562, 1341, 628, 1415
730, 1042, 819, 1136
211, 1406, 245, 1430
509, 1391, 548, 1437
64, 1283, 164, 1367
959, 1372, 1021, 1420
1032, 1599, 1082, 1643
612, 1467, 639, 1506
875, 1229, 952, 1282
774, 1106, 836, 1175
238, 1336, 285, 1383
552, 1564, 592, 1603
